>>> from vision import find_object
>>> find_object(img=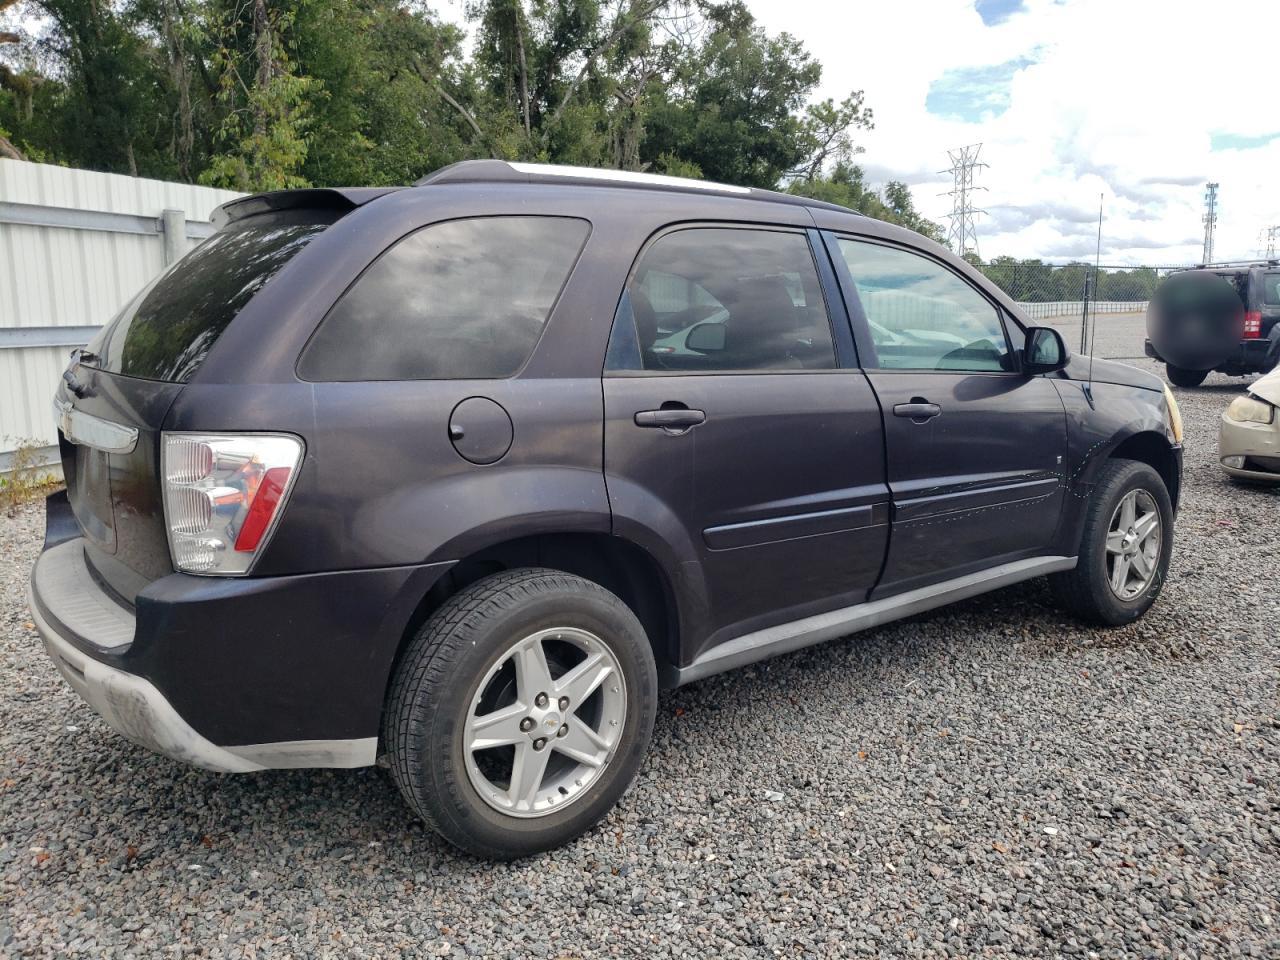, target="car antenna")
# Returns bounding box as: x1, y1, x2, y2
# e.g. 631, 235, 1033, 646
1083, 193, 1104, 405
